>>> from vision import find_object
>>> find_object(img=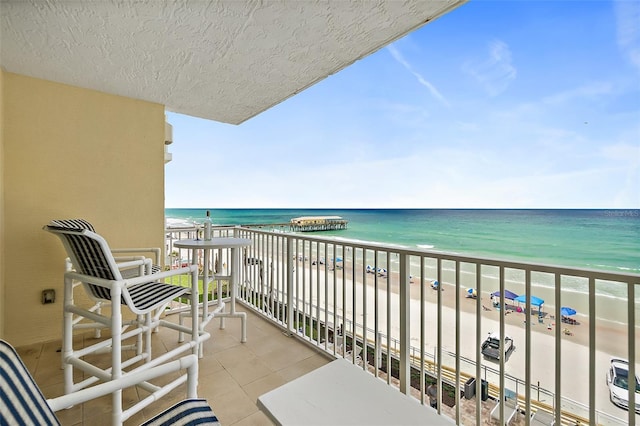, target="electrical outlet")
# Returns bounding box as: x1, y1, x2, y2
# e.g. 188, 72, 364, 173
42, 289, 55, 304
